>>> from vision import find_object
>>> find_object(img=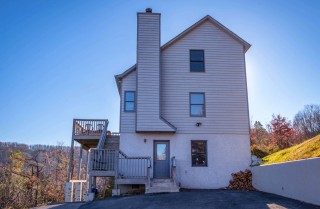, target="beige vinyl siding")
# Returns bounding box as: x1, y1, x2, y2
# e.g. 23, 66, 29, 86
136, 13, 175, 132
120, 71, 136, 133
161, 20, 249, 134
